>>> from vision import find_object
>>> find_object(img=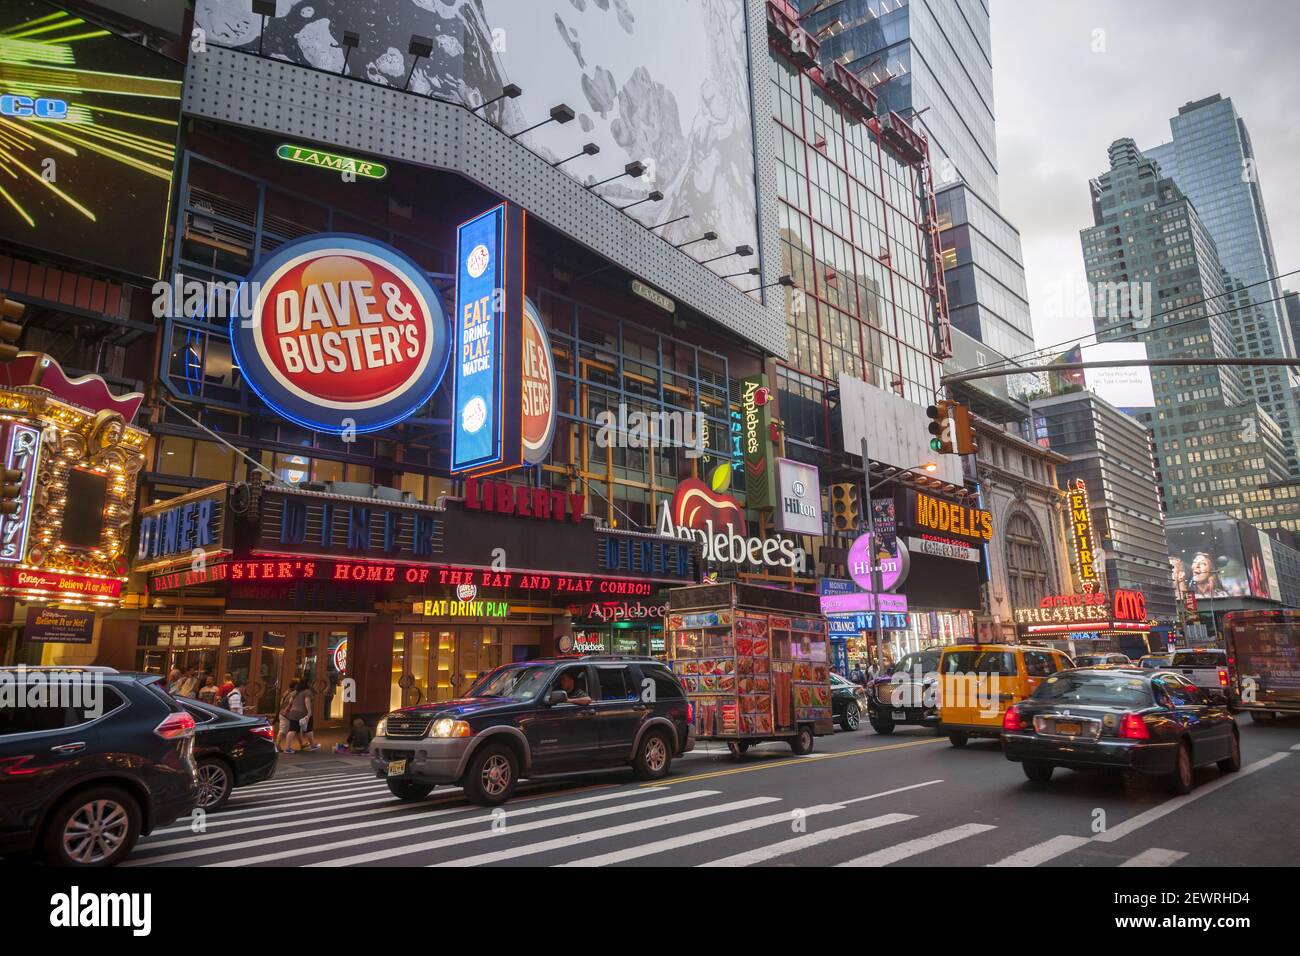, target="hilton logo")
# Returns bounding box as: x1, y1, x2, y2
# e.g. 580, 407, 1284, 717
783, 479, 816, 520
